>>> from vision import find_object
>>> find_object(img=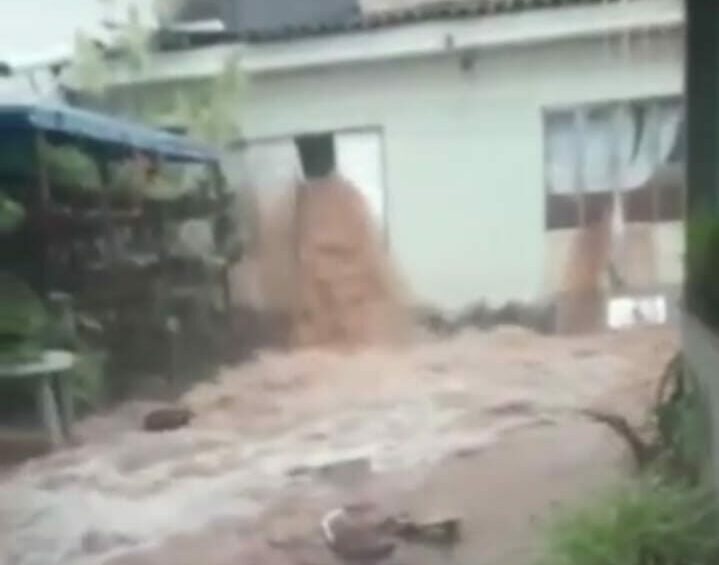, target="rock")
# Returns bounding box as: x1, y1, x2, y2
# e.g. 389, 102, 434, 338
392, 515, 461, 546
143, 407, 194, 432
321, 504, 395, 561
